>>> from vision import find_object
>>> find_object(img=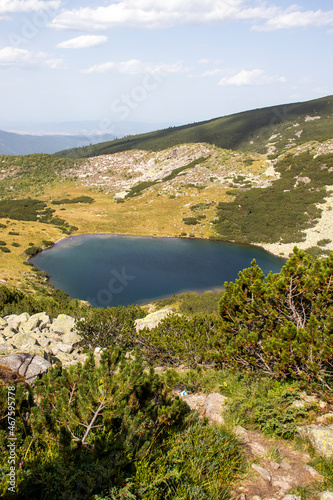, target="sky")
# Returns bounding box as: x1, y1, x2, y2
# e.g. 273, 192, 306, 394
0, 0, 332, 135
